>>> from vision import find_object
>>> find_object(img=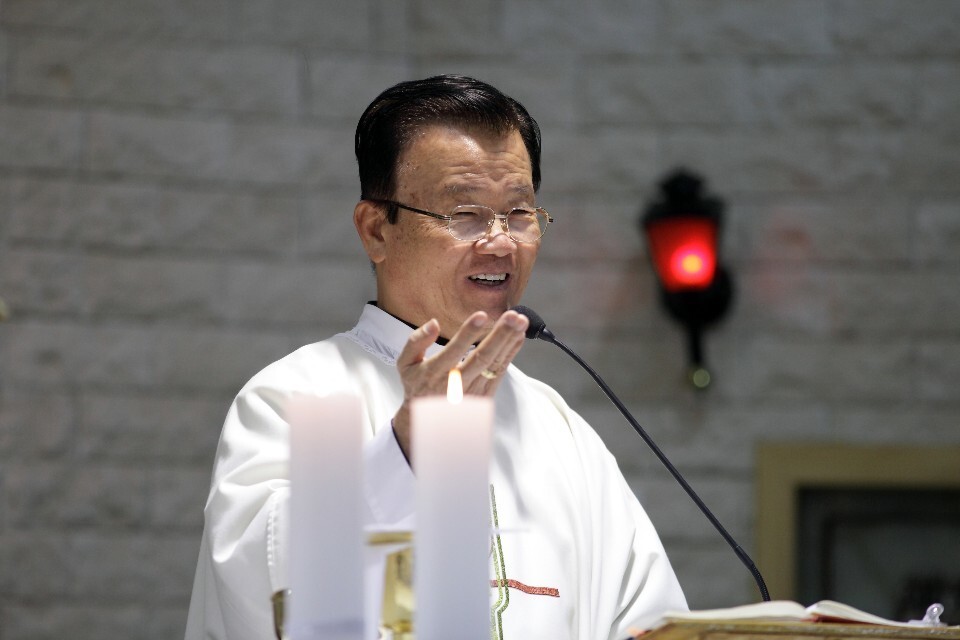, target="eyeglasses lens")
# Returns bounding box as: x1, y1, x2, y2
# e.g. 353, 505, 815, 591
448, 206, 547, 242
